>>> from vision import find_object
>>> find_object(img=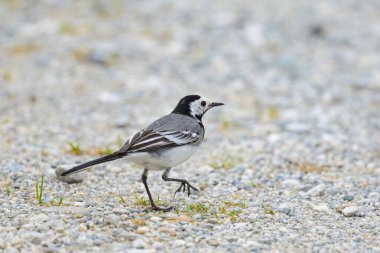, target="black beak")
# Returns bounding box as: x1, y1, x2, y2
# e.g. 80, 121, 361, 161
209, 102, 224, 108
